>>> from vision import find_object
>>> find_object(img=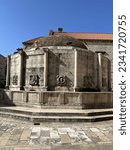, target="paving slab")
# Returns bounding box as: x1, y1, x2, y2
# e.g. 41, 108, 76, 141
50, 129, 60, 145
84, 128, 101, 143
90, 128, 110, 142
60, 134, 71, 144
0, 116, 112, 149
0, 133, 11, 146
20, 128, 31, 141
